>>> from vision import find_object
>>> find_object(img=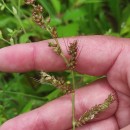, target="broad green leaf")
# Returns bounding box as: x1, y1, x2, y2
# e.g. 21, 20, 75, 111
19, 32, 37, 43
63, 8, 86, 22
57, 23, 79, 37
